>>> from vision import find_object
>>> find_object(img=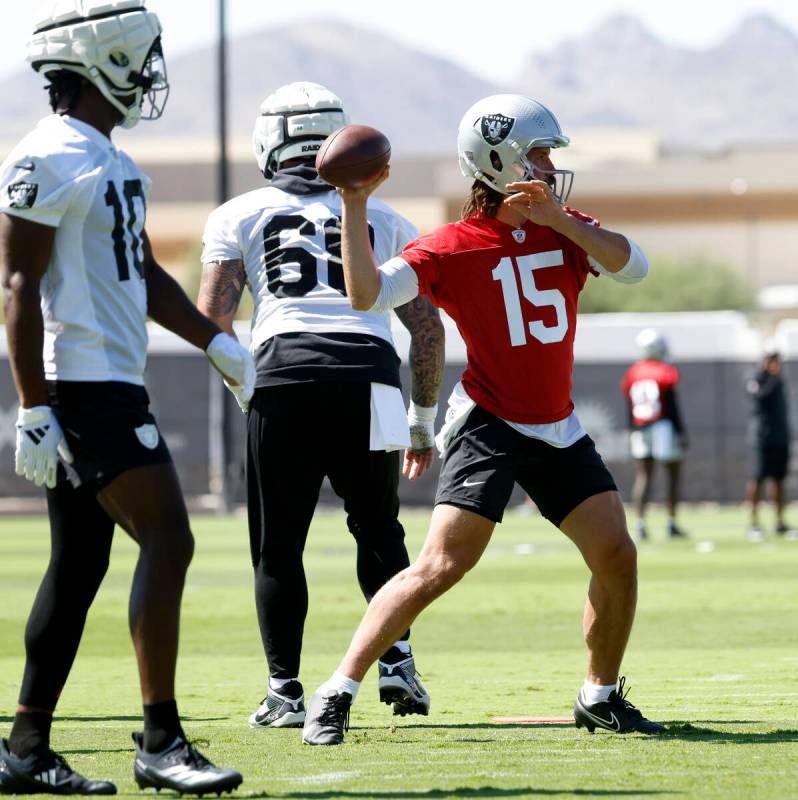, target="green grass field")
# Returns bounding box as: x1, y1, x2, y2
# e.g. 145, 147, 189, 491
1, 506, 797, 799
